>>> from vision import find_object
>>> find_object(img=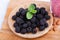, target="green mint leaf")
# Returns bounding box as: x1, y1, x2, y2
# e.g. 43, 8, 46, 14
26, 12, 33, 19
30, 10, 37, 14
28, 4, 35, 11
